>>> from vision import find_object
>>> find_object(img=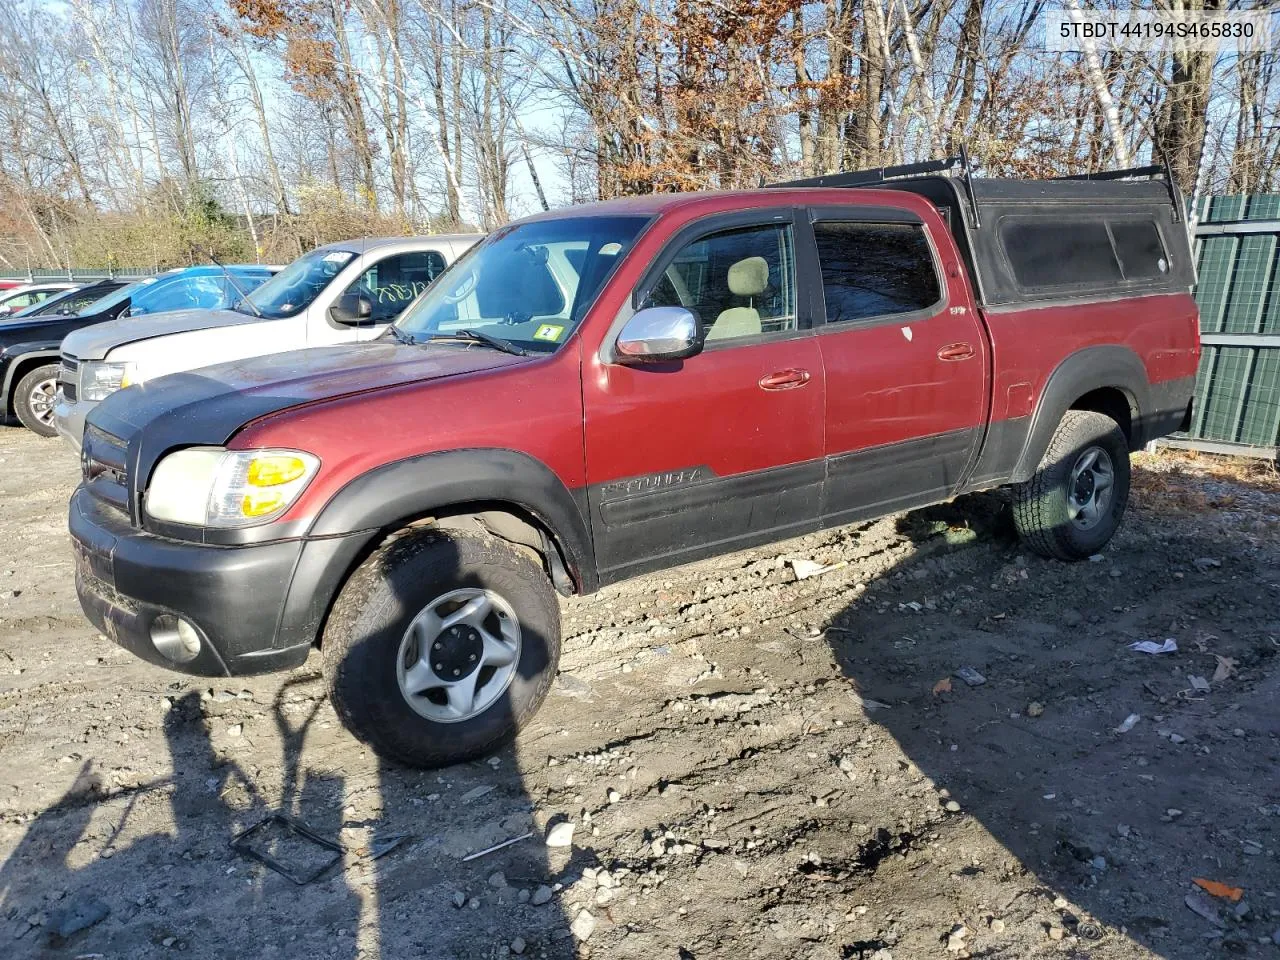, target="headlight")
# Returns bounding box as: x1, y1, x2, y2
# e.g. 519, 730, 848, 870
80, 361, 137, 401
144, 447, 320, 527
